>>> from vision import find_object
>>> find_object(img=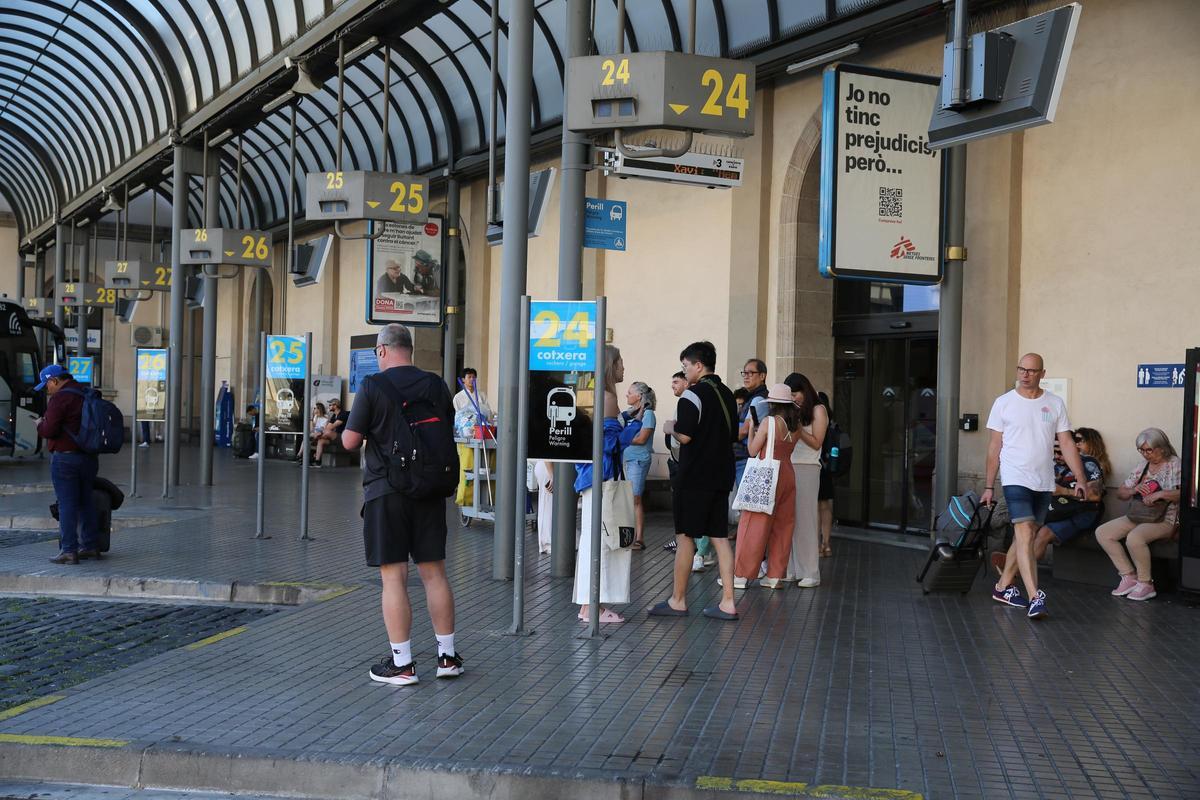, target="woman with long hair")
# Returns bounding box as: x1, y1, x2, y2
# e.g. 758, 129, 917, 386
733, 384, 801, 588
573, 345, 638, 623
783, 372, 828, 588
